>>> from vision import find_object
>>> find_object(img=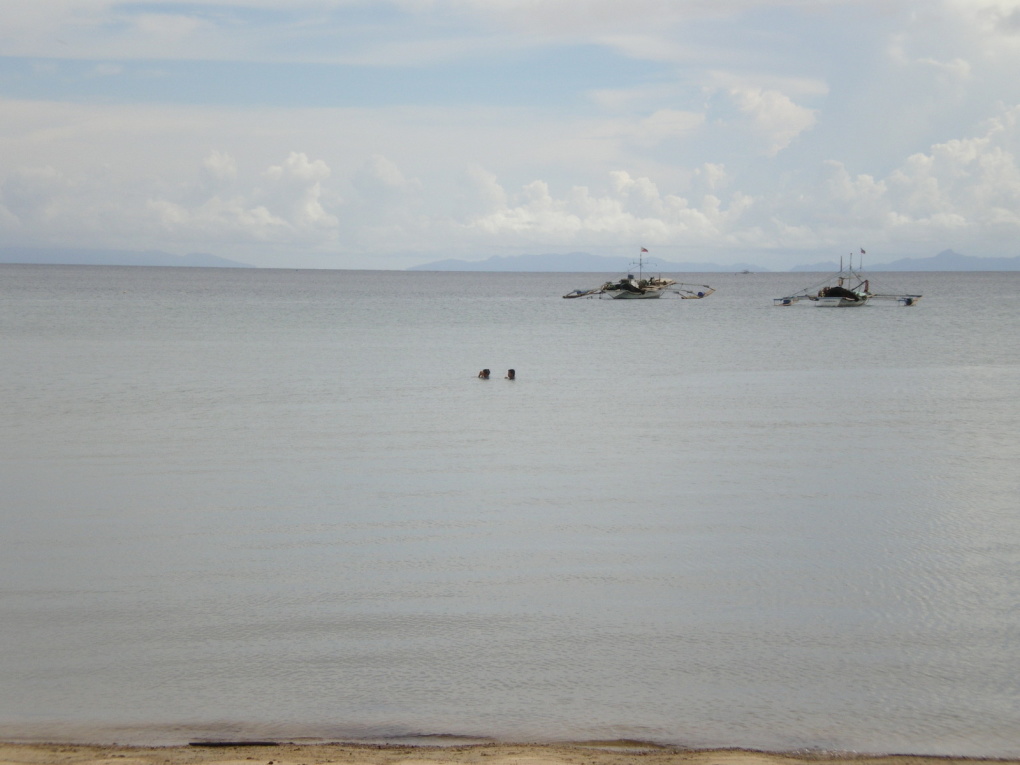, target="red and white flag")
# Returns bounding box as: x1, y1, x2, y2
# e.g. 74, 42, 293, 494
641, 247, 648, 252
